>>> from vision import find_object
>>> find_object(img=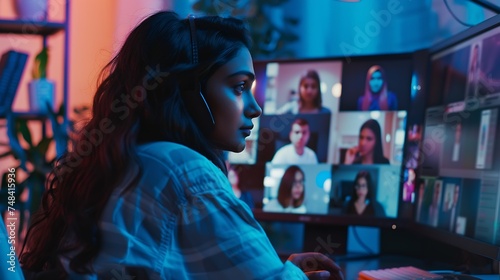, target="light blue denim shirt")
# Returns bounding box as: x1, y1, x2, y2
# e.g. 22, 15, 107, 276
63, 141, 306, 280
